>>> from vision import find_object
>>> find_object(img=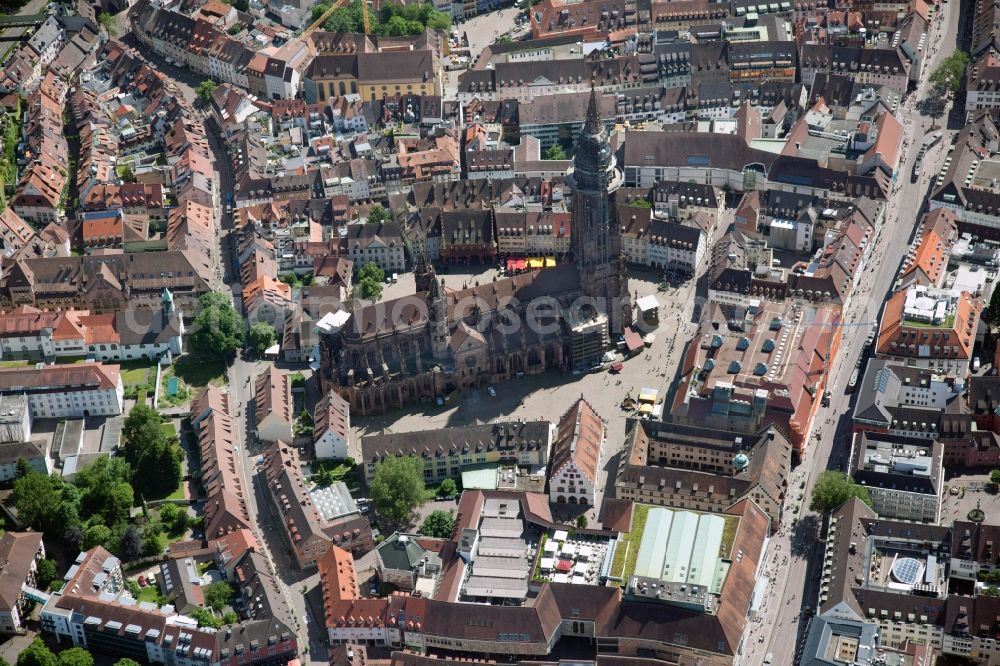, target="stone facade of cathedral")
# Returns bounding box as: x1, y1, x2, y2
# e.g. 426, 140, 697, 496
319, 89, 632, 415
